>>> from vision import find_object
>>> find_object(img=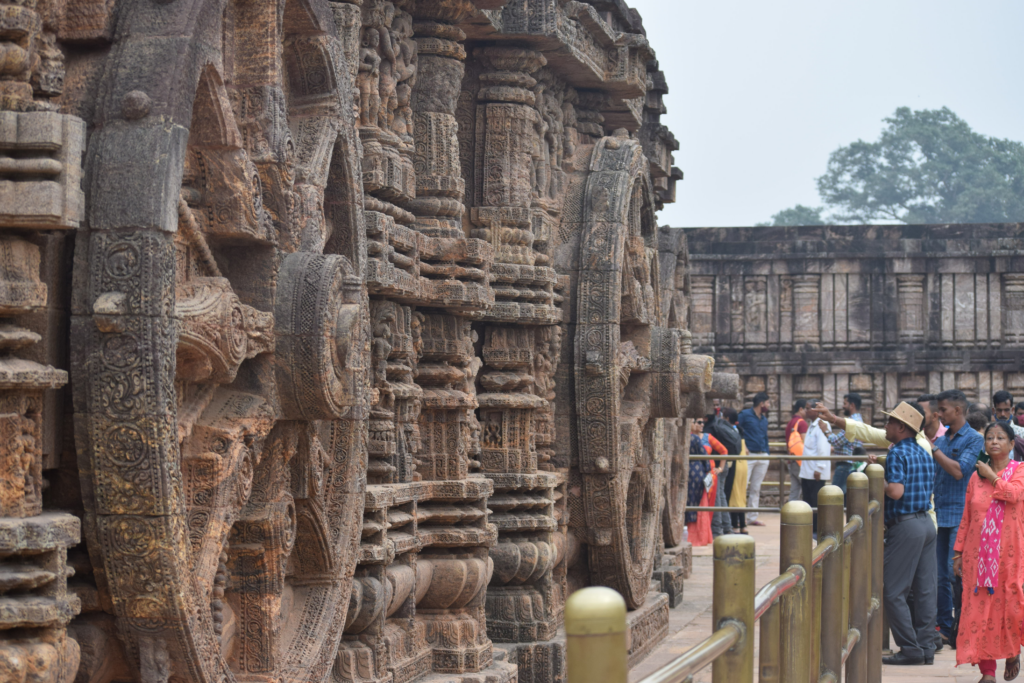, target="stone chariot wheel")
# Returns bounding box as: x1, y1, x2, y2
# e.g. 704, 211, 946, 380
71, 1, 370, 681
572, 132, 675, 610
